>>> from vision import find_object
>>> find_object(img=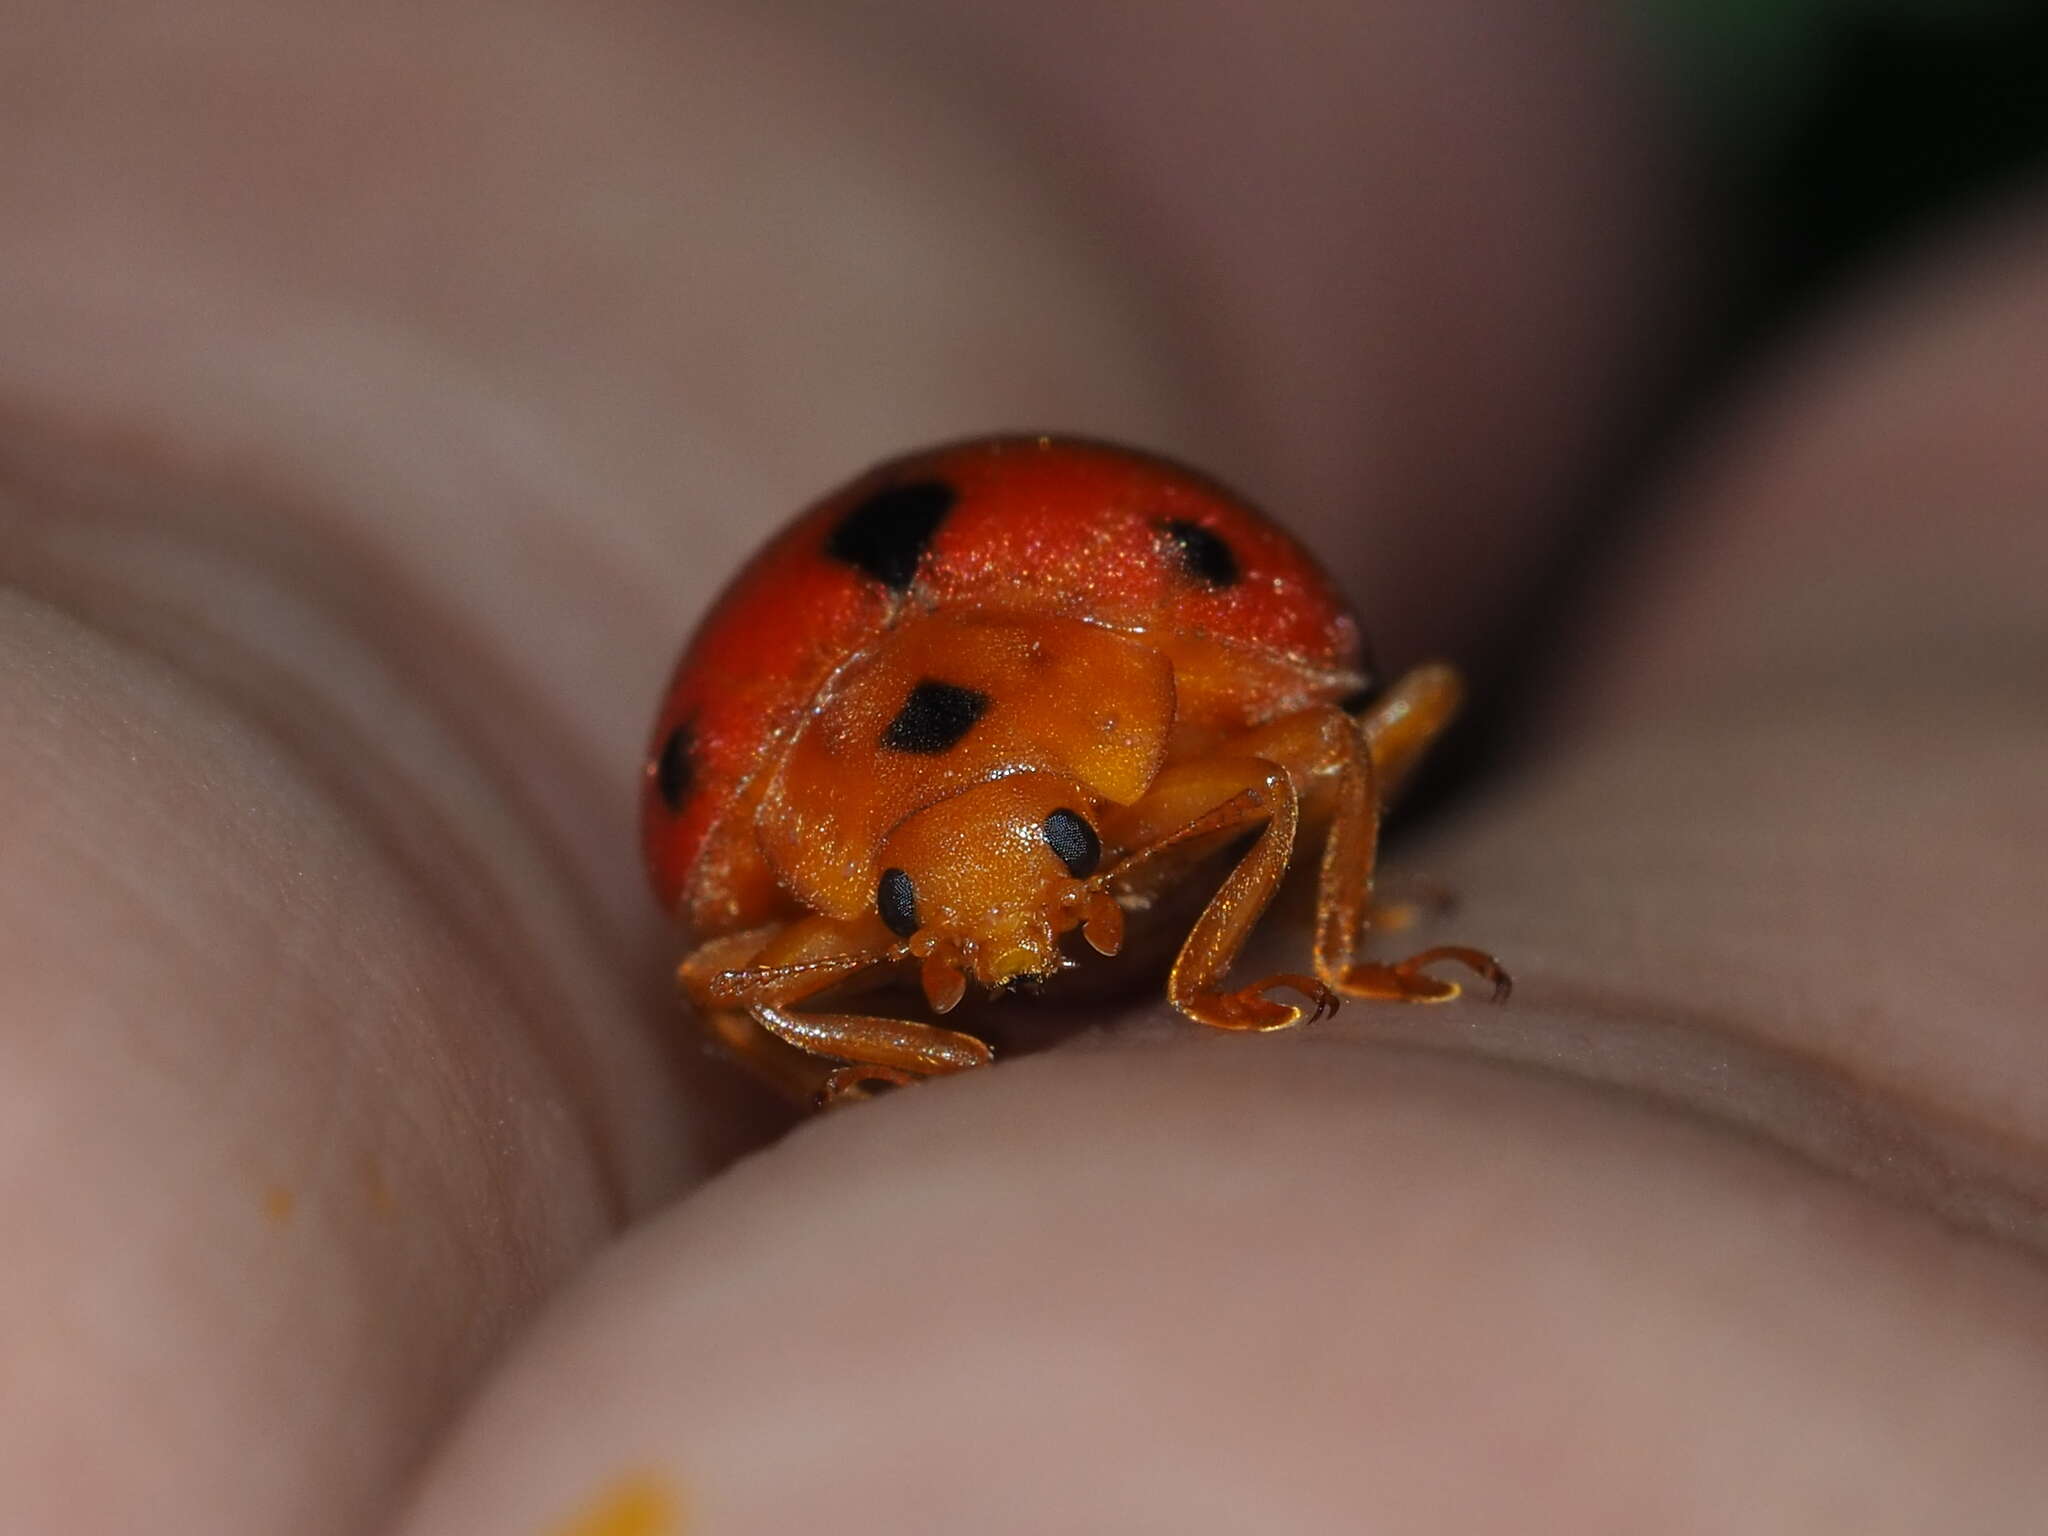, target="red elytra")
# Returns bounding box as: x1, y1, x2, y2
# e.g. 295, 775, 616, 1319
640, 435, 1505, 1105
